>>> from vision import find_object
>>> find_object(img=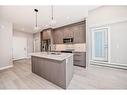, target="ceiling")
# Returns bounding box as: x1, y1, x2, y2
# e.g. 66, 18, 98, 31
0, 6, 99, 33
